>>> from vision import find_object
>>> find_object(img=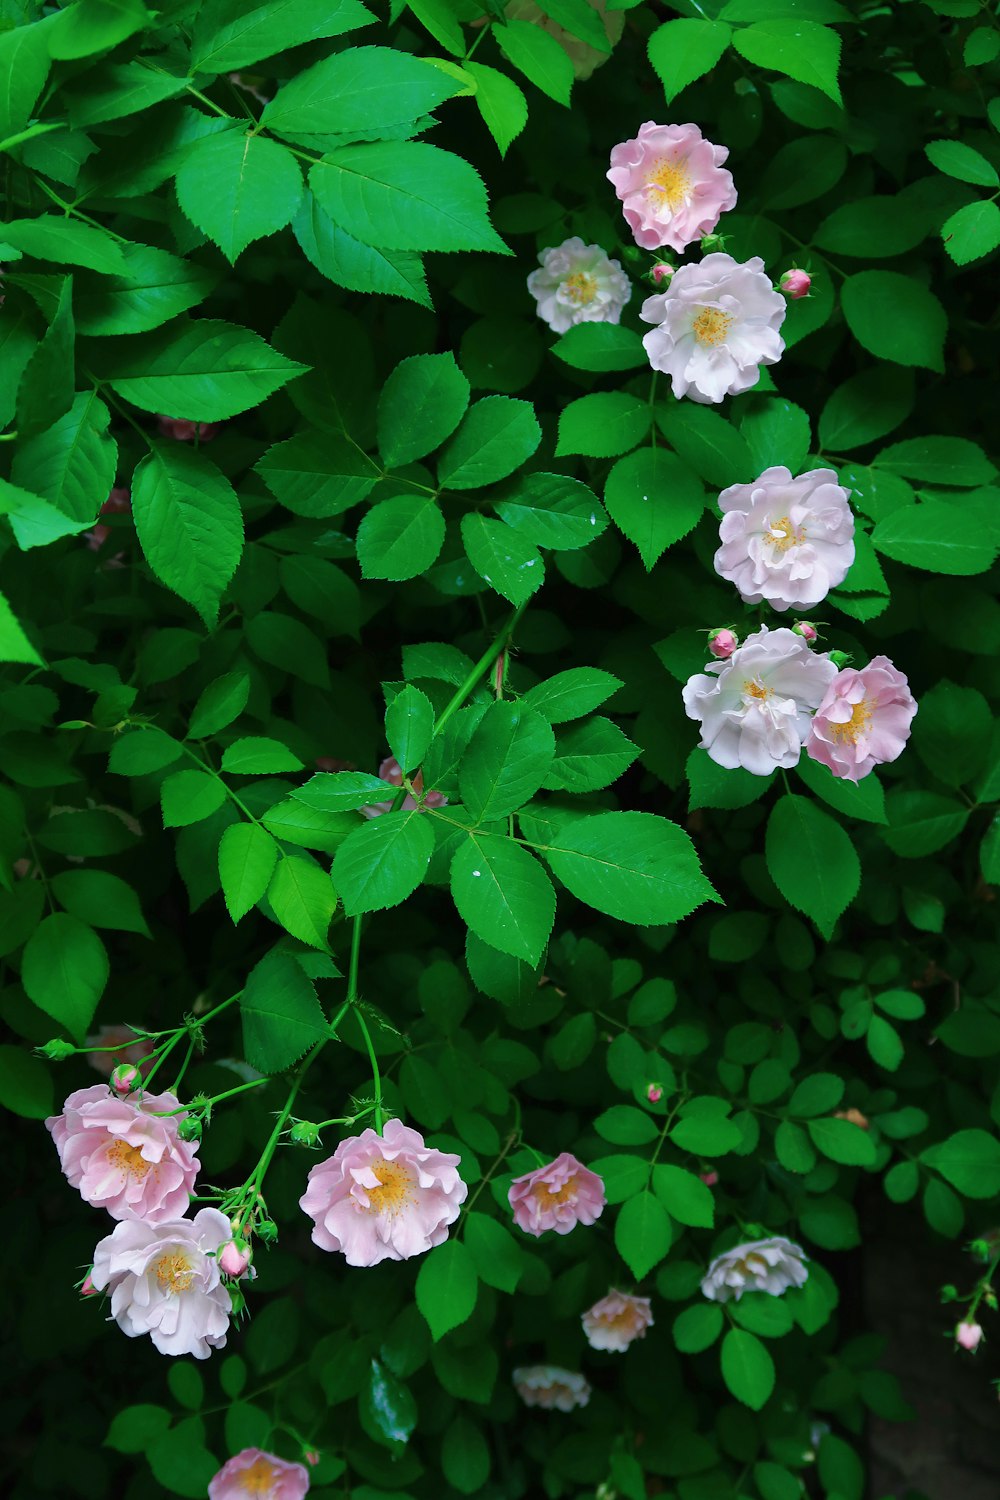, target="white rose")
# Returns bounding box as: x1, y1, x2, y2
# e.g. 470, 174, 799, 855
715, 465, 855, 611
528, 236, 631, 335
701, 1236, 809, 1302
